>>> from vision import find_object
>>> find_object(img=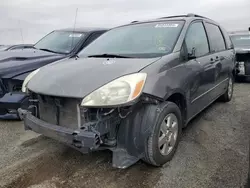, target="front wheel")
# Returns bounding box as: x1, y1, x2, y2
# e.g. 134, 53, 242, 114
143, 102, 182, 166
220, 74, 234, 102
